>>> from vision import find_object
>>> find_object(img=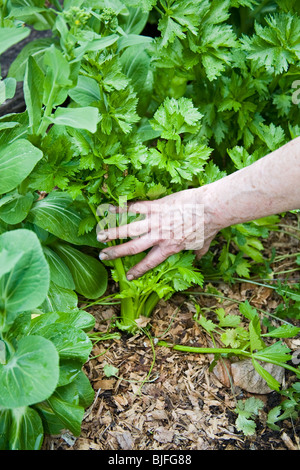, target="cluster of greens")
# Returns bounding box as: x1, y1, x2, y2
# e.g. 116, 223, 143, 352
0, 0, 300, 447
0, 229, 95, 450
